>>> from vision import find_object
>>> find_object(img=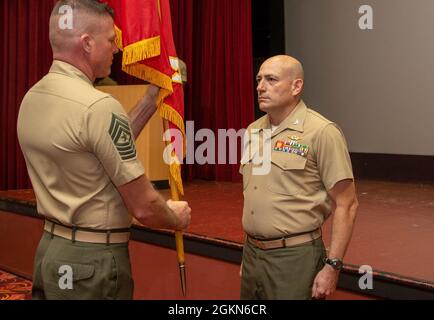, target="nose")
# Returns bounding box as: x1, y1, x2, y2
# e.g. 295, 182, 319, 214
257, 80, 265, 93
